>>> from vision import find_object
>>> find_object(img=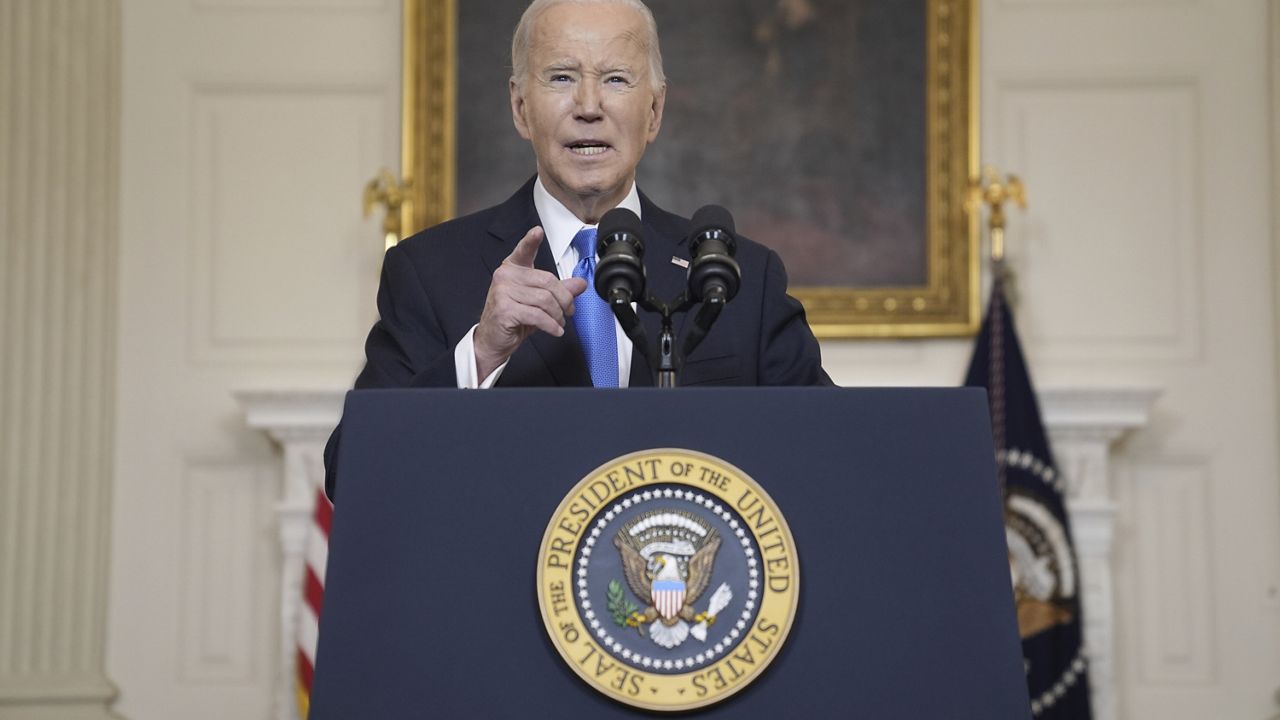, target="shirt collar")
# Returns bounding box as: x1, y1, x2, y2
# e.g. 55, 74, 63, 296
533, 176, 643, 265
